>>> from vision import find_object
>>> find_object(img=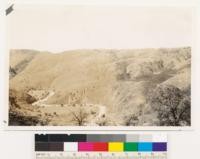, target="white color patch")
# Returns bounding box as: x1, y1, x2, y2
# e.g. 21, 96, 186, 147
64, 142, 78, 152
153, 134, 168, 142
